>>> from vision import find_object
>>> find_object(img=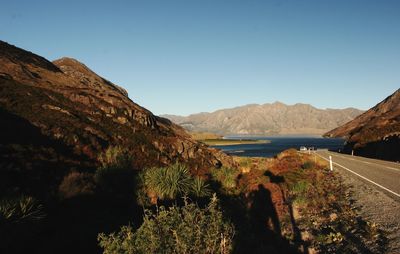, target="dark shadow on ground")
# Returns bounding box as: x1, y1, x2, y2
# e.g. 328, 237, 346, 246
266, 170, 309, 253
219, 183, 301, 254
